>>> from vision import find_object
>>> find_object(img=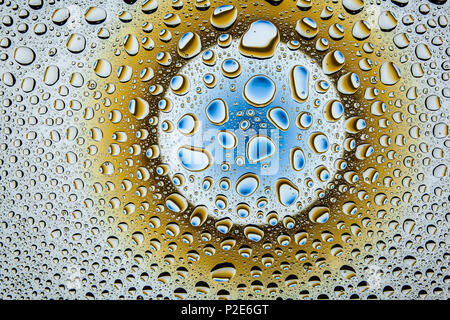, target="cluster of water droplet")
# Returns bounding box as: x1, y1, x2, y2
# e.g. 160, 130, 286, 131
0, 0, 448, 300
159, 33, 347, 226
